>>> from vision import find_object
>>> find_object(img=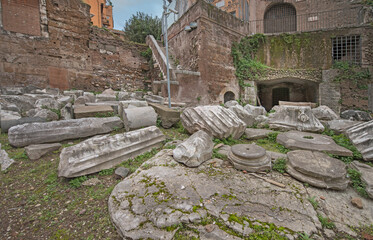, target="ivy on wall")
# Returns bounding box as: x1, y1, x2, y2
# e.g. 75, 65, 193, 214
231, 34, 268, 88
